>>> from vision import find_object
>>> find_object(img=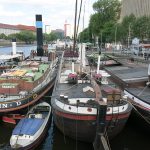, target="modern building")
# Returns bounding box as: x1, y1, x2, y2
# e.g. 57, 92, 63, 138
120, 0, 150, 20
64, 21, 72, 38
51, 29, 64, 38
0, 23, 36, 36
